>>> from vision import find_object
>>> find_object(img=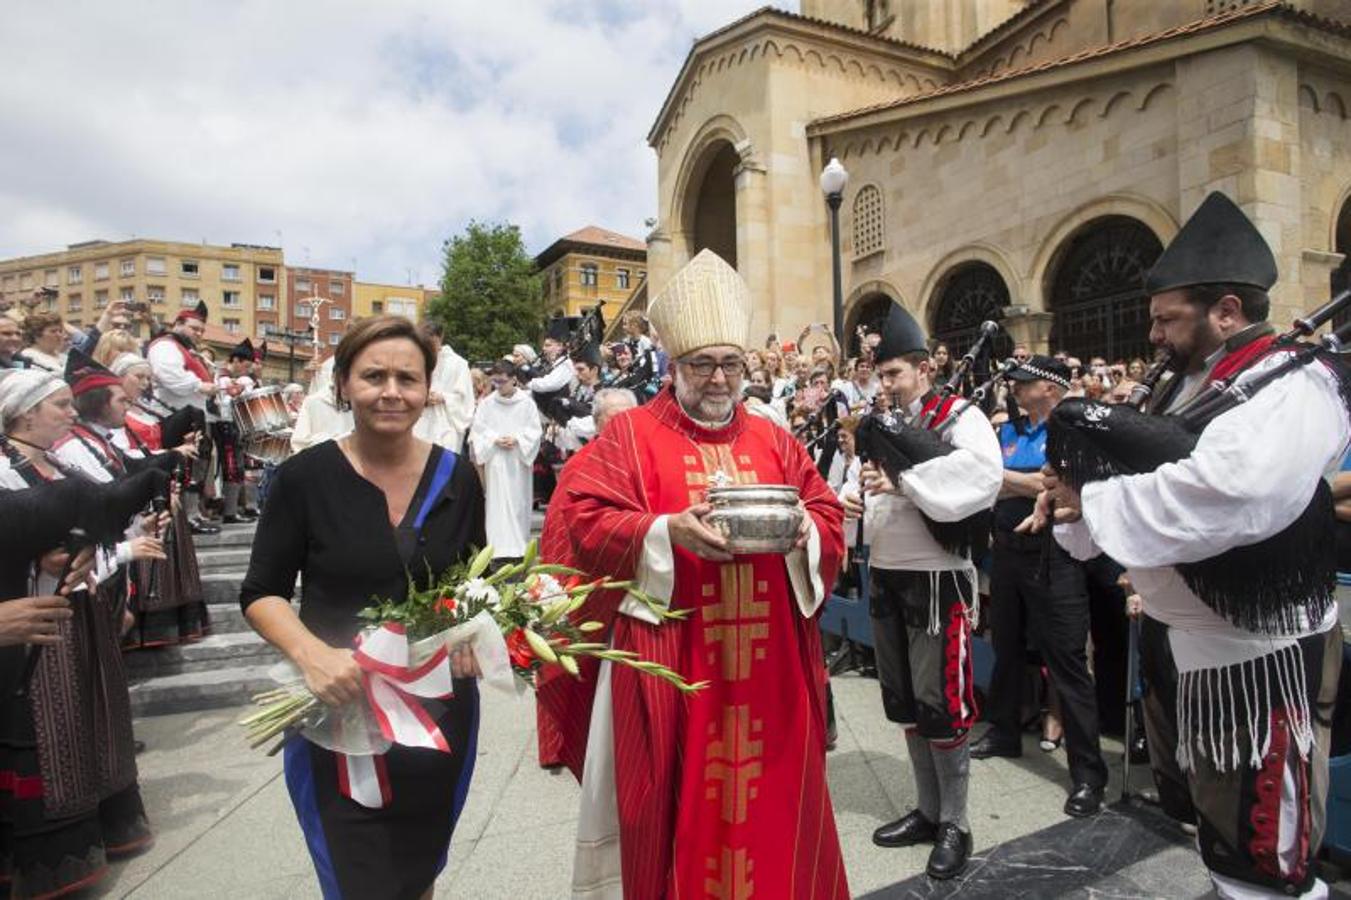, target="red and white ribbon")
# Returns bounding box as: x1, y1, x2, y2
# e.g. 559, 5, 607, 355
338, 623, 456, 808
